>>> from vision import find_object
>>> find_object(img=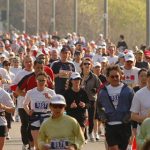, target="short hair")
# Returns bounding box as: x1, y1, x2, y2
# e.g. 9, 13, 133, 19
147, 70, 150, 77
138, 68, 147, 76
106, 65, 122, 77
34, 59, 44, 66
36, 71, 48, 79
120, 34, 124, 39
23, 55, 33, 63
